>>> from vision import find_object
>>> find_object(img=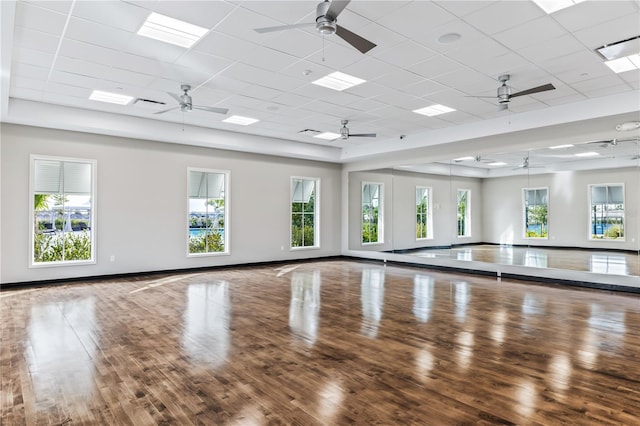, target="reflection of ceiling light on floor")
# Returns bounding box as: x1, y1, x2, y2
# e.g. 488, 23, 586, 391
575, 152, 599, 157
